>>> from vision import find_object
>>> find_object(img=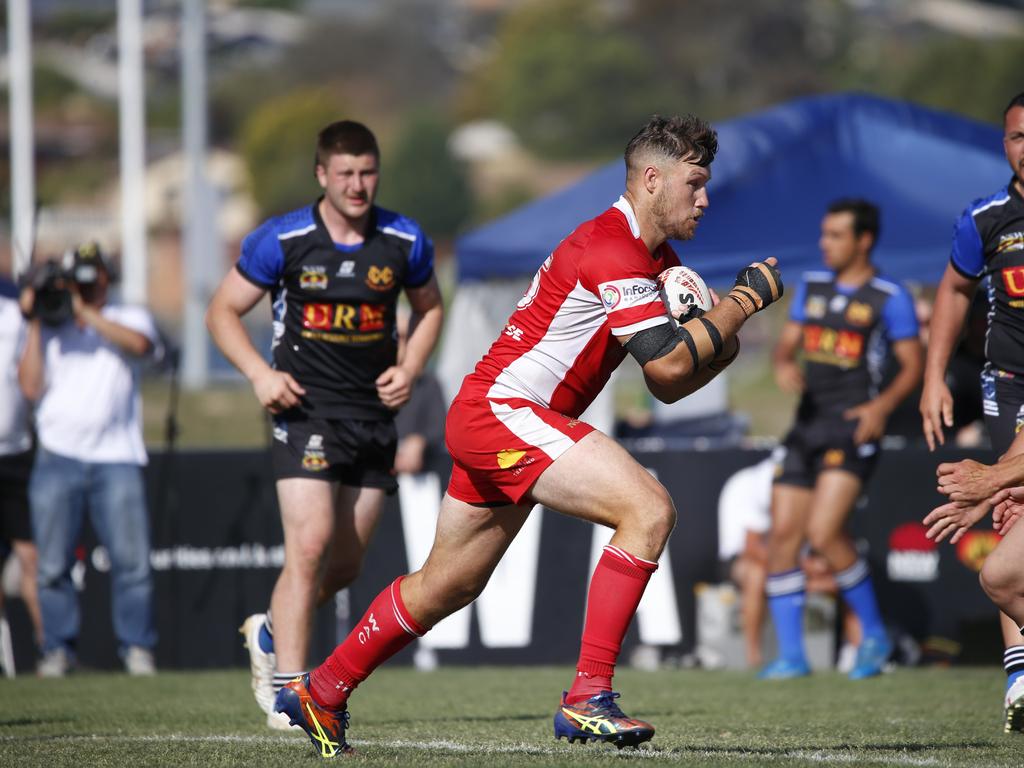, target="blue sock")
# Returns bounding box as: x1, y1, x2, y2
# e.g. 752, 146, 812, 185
1005, 646, 1024, 691
767, 569, 807, 663
836, 560, 885, 640
258, 619, 275, 653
